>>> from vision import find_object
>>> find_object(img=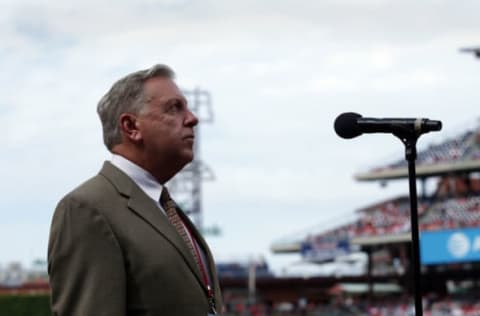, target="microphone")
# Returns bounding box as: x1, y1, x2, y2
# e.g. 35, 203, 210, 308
334, 112, 442, 139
